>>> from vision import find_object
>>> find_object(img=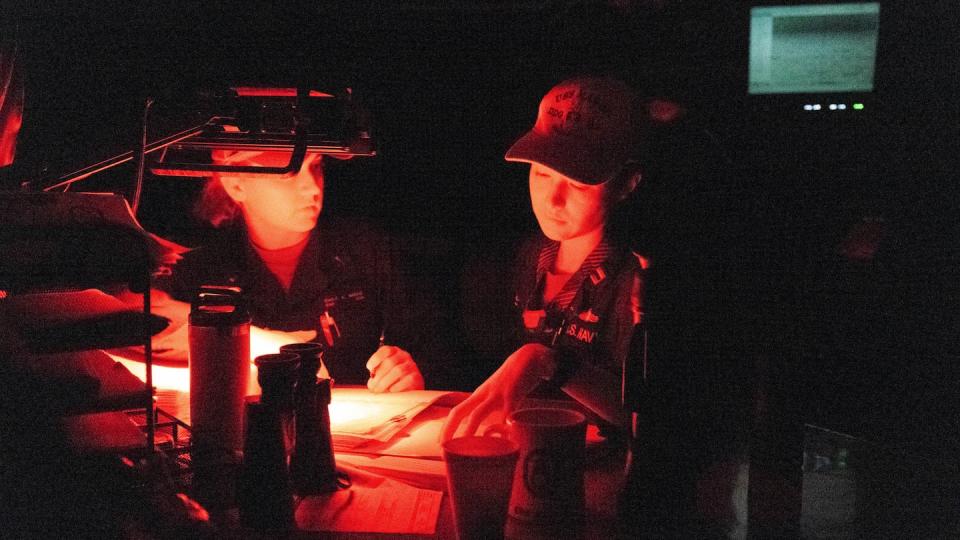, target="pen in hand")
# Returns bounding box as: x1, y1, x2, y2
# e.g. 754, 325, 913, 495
370, 325, 386, 379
